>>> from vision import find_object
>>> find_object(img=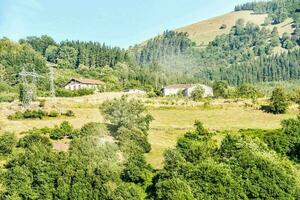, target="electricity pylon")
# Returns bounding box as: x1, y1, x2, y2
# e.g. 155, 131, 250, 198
19, 68, 43, 108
